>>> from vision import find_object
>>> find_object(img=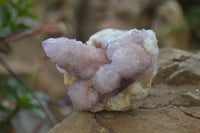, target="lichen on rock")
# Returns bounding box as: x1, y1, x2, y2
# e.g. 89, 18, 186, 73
42, 28, 159, 112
